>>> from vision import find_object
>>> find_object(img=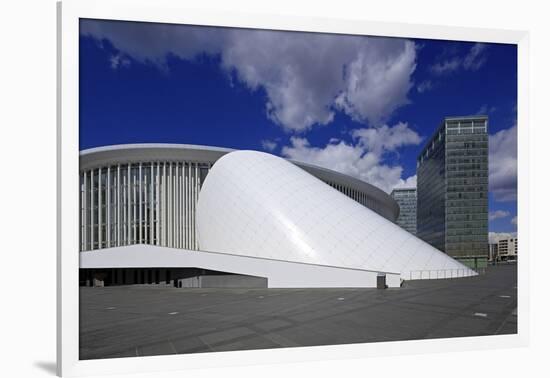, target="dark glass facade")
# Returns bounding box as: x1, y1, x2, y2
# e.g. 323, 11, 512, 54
390, 188, 417, 235
417, 116, 488, 268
